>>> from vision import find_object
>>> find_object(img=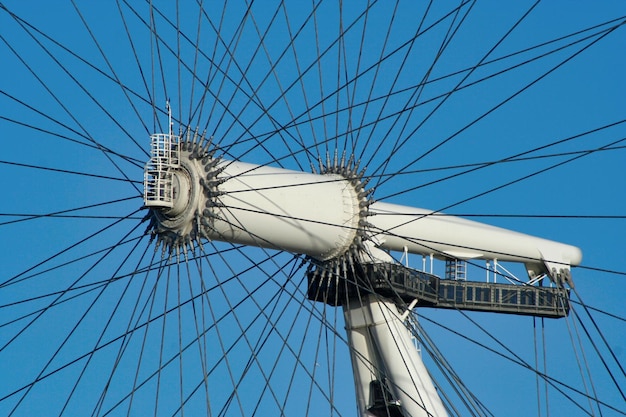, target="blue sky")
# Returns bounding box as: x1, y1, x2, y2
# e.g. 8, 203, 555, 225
1, 1, 625, 416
